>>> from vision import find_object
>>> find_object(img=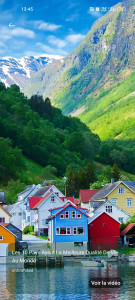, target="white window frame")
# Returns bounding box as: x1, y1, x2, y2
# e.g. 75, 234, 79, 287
71, 211, 76, 218
111, 198, 117, 206
65, 211, 69, 219
51, 196, 55, 202
0, 236, 3, 240
56, 227, 71, 235
118, 187, 124, 194
73, 227, 84, 235
77, 214, 81, 218
105, 206, 112, 213
127, 198, 132, 207
118, 217, 124, 223
60, 214, 64, 219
